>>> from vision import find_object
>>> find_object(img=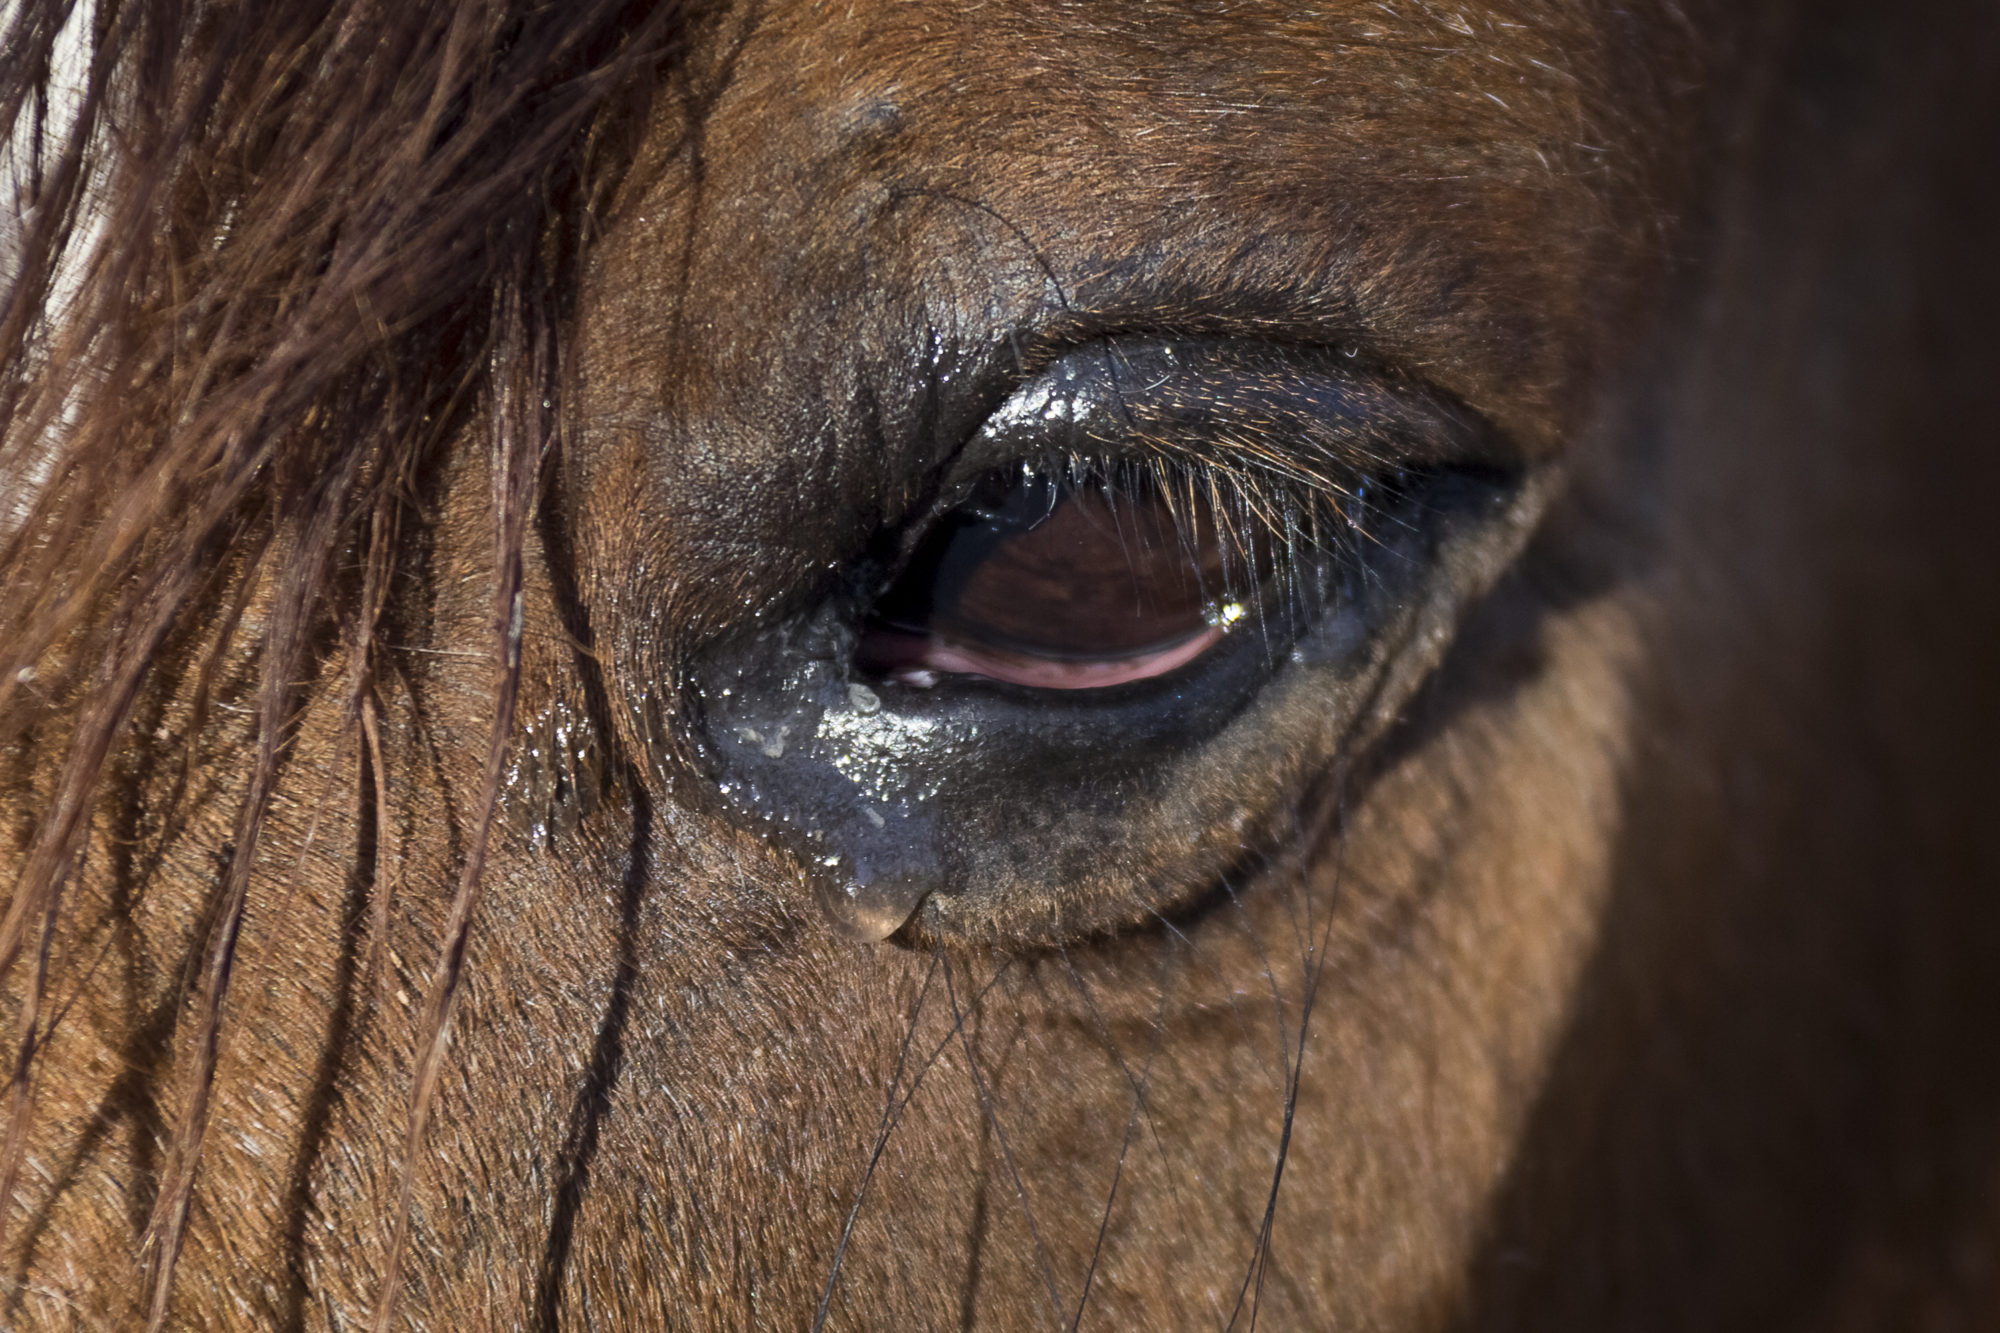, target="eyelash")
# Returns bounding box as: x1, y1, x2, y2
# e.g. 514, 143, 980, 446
978, 444, 1406, 624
